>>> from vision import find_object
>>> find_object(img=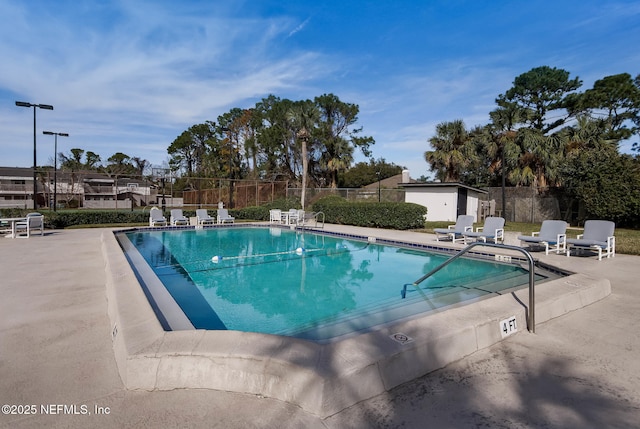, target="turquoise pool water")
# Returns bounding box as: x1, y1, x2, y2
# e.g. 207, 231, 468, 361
119, 226, 541, 341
